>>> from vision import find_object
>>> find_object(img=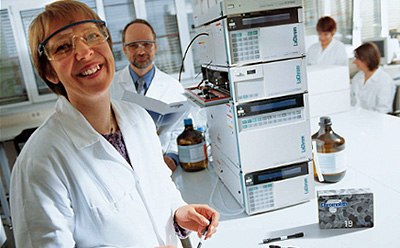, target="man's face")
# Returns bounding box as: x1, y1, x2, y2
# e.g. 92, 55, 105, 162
123, 23, 157, 70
